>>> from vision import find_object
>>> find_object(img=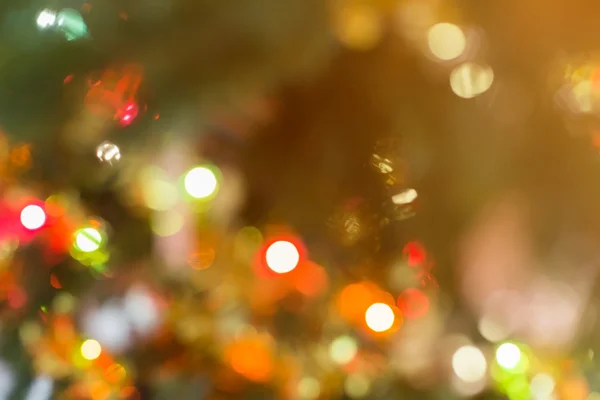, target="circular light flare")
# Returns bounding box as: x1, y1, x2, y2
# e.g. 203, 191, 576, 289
496, 342, 521, 370
452, 345, 487, 383
330, 335, 358, 365
20, 205, 46, 230
427, 23, 466, 61
75, 228, 103, 253
265, 240, 300, 274
81, 339, 102, 360
365, 303, 395, 332
184, 166, 218, 199
450, 62, 494, 99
